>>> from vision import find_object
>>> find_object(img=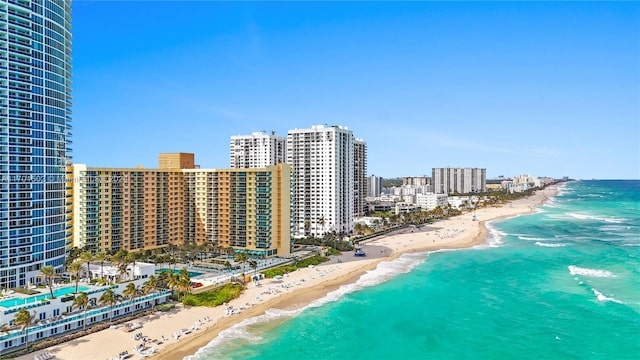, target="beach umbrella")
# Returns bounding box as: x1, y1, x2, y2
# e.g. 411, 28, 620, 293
273, 275, 283, 280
